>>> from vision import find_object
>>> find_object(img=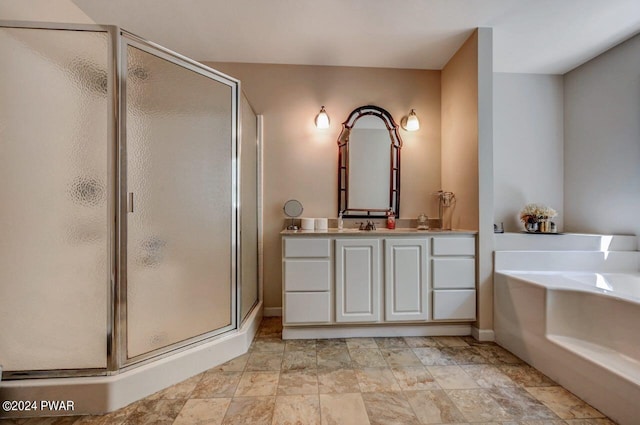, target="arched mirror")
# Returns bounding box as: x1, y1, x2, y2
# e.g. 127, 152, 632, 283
338, 105, 402, 218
